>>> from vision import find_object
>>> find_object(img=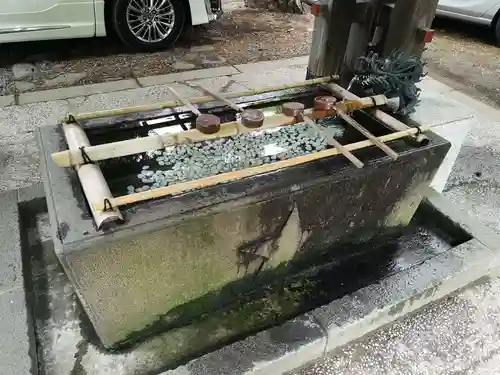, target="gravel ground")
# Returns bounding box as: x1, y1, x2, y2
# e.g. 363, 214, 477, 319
1, 9, 499, 105
0, 8, 313, 95
425, 17, 500, 108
